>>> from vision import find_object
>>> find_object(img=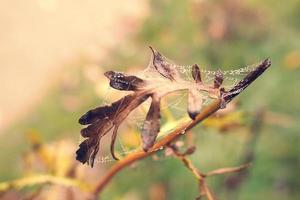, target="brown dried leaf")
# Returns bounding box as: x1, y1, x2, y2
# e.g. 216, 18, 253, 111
188, 88, 203, 120
104, 71, 146, 91
77, 92, 151, 166
222, 58, 271, 103
77, 120, 112, 166
110, 125, 120, 160
80, 118, 112, 138
78, 93, 136, 125
149, 46, 178, 81
213, 69, 223, 89
192, 64, 202, 83
141, 95, 161, 151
